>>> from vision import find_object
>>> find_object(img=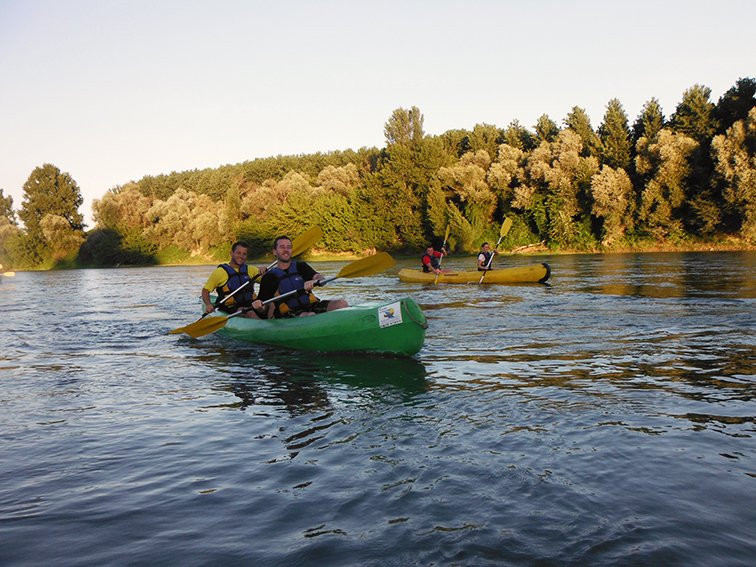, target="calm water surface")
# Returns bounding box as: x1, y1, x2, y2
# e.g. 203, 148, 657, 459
1, 252, 754, 566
